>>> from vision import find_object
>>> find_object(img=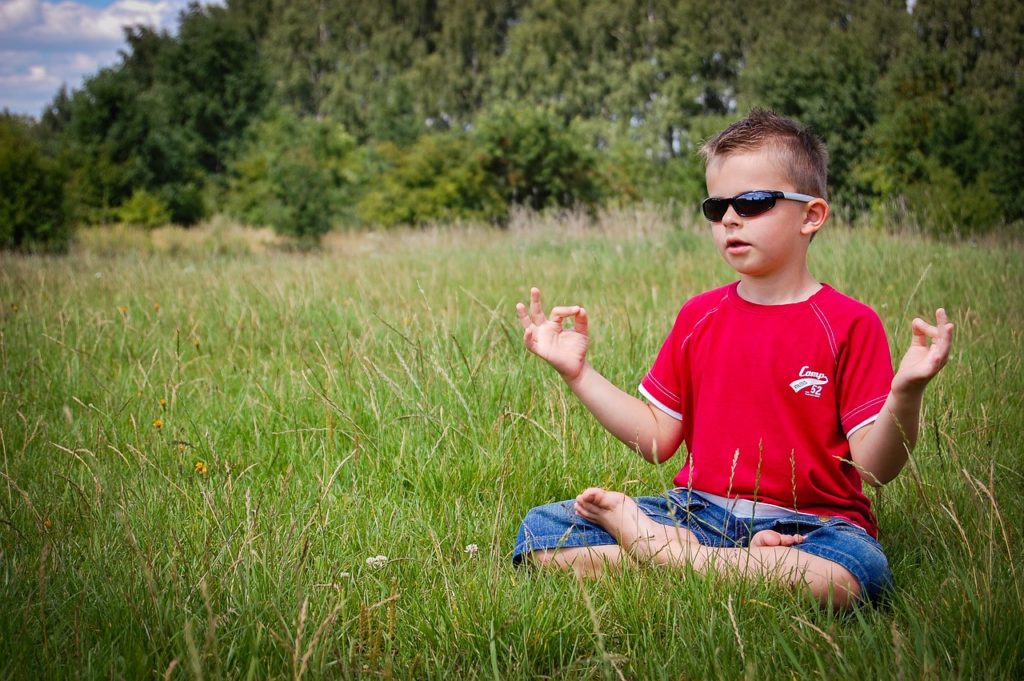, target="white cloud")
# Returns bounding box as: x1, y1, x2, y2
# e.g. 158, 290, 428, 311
0, 0, 213, 117
0, 0, 43, 32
